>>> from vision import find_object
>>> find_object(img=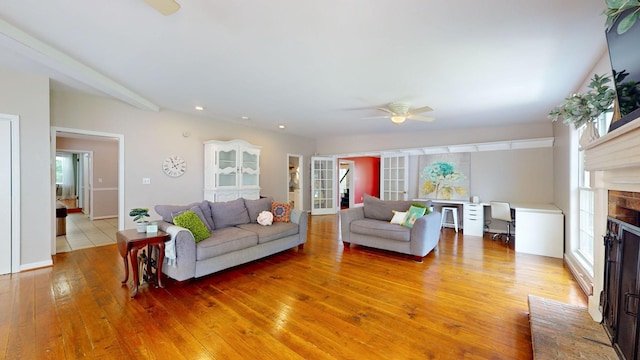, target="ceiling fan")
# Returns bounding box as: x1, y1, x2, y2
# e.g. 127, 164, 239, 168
144, 0, 180, 16
372, 102, 435, 124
